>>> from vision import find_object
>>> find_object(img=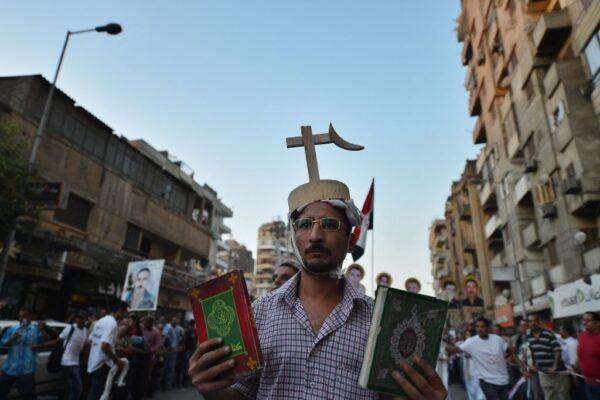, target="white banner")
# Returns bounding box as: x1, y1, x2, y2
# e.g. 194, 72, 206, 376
548, 274, 600, 319
121, 259, 165, 311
